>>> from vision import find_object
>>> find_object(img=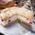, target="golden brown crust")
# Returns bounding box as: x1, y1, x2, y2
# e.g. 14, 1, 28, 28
0, 0, 17, 9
